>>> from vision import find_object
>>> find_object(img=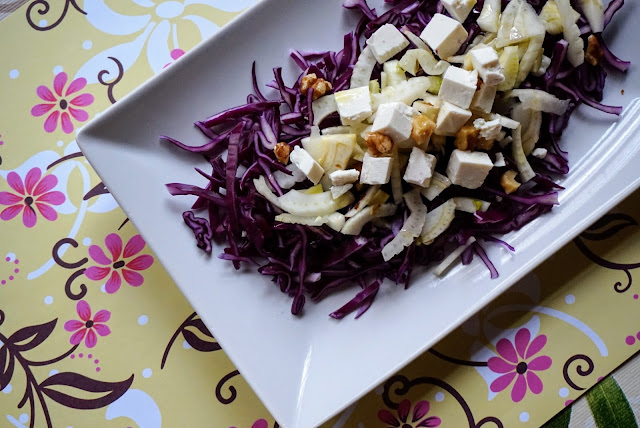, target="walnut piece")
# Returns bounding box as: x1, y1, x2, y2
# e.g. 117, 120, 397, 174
455, 125, 494, 151
365, 132, 394, 156
411, 115, 436, 147
274, 142, 291, 164
585, 35, 604, 67
500, 170, 521, 195
455, 125, 480, 151
300, 73, 333, 100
